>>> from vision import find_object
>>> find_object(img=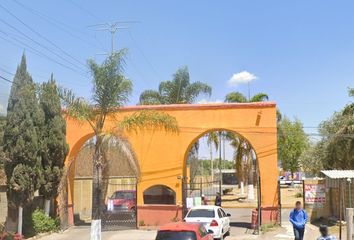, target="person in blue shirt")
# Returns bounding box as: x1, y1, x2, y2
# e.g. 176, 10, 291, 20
316, 225, 337, 240
289, 201, 308, 240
